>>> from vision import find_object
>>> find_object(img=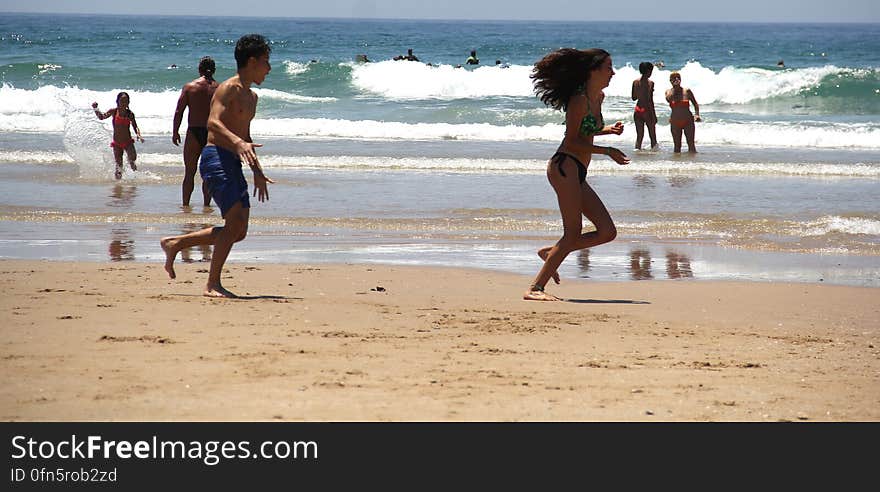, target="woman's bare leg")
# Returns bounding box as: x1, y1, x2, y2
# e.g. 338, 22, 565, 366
684, 120, 697, 153
647, 121, 658, 148
527, 177, 617, 301
579, 181, 617, 247
525, 159, 587, 300
537, 246, 560, 284
671, 124, 683, 153
634, 116, 645, 149
525, 162, 582, 300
